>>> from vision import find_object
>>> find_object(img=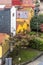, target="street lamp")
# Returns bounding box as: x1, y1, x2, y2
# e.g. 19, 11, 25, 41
37, 22, 38, 37
34, 0, 40, 15
10, 42, 14, 52
34, 7, 40, 15
9, 33, 14, 52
